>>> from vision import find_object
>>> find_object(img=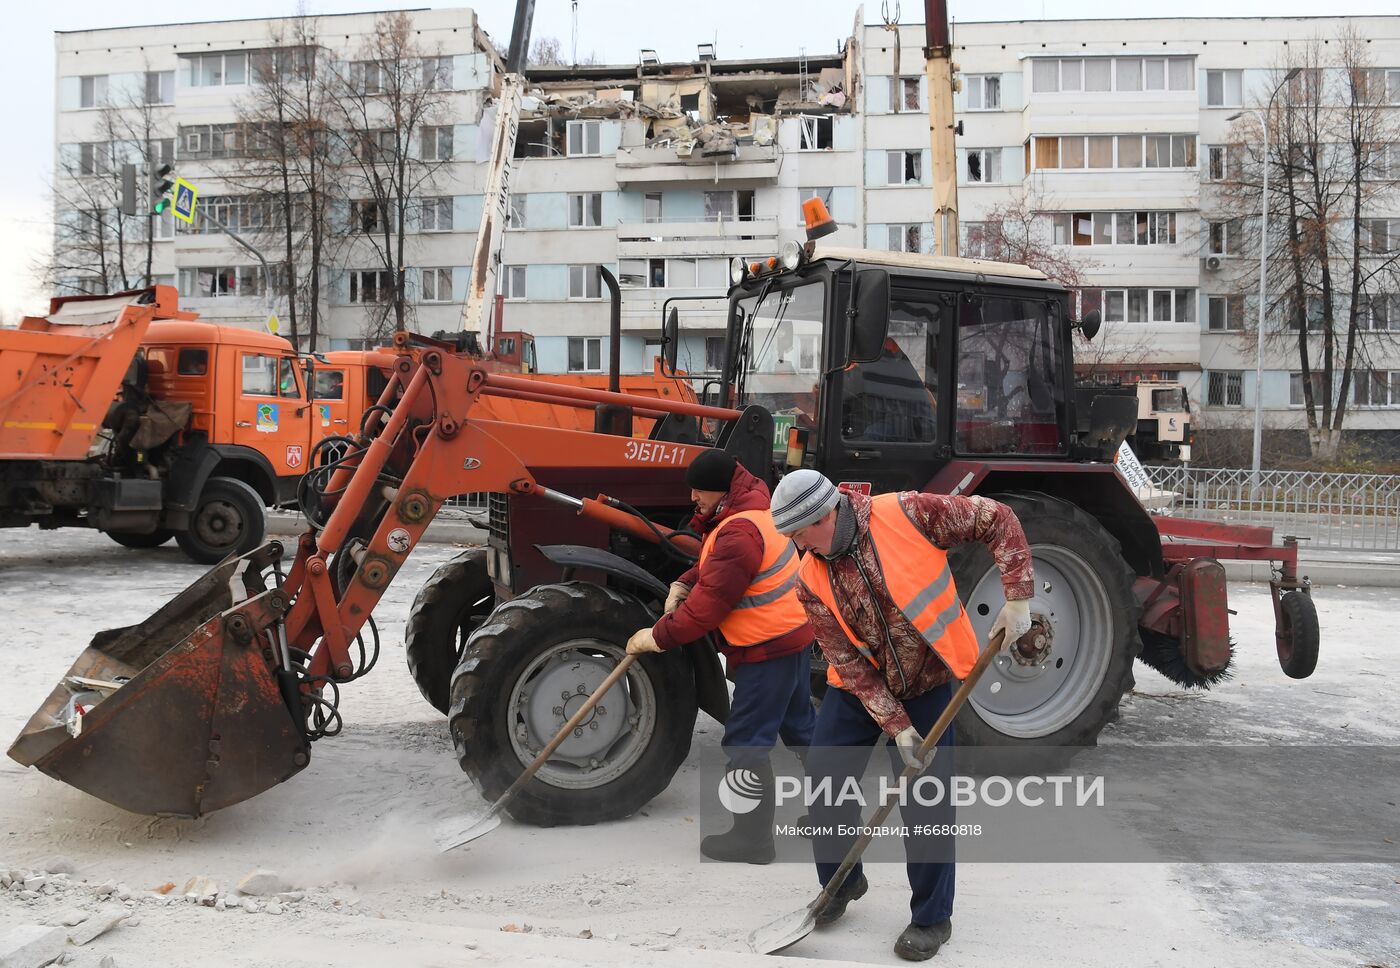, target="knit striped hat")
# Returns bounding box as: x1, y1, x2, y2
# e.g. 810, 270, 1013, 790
770, 469, 841, 535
